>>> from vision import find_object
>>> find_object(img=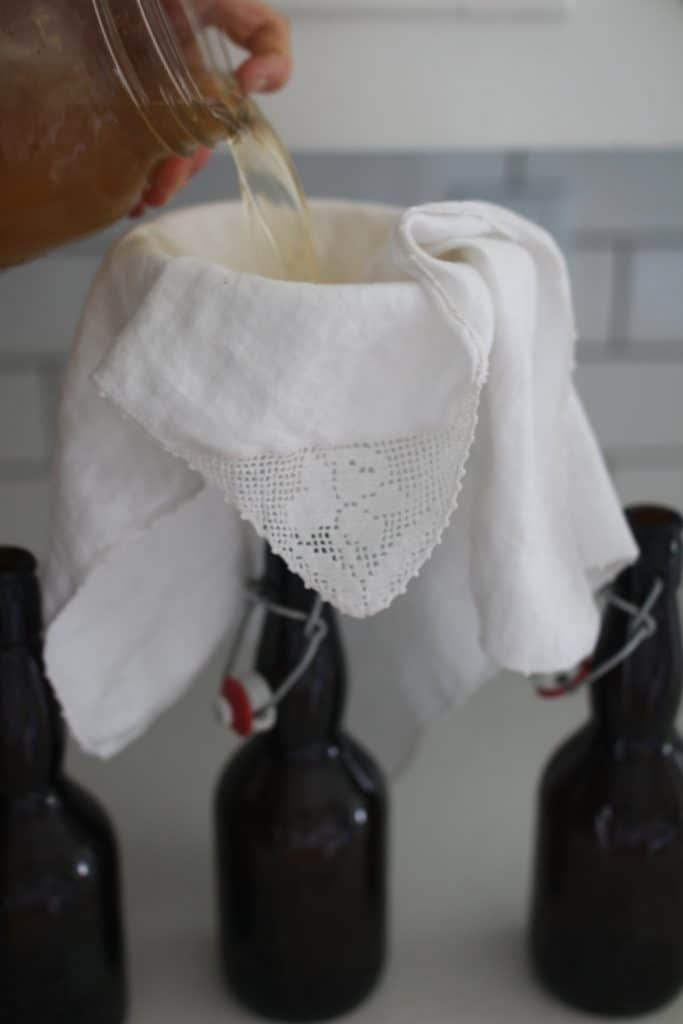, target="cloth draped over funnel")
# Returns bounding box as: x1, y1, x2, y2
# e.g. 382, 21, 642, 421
43, 200, 636, 770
